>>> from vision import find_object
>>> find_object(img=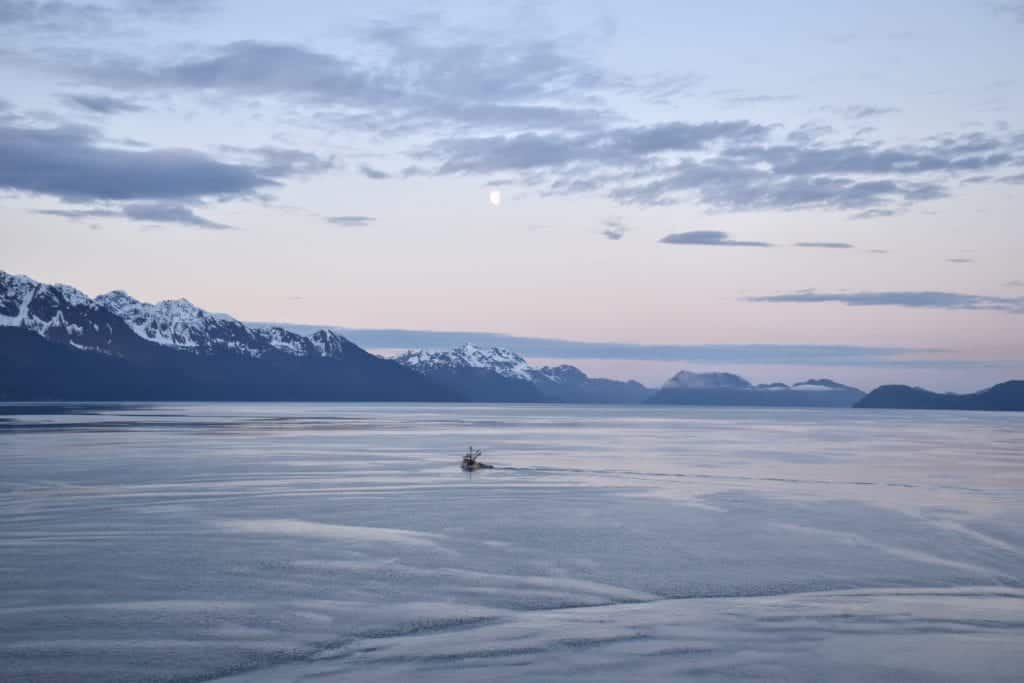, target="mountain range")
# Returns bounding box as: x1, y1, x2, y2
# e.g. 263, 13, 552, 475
0, 271, 454, 401
2, 270, 1021, 410
856, 381, 1024, 411
646, 370, 866, 407
394, 344, 652, 403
